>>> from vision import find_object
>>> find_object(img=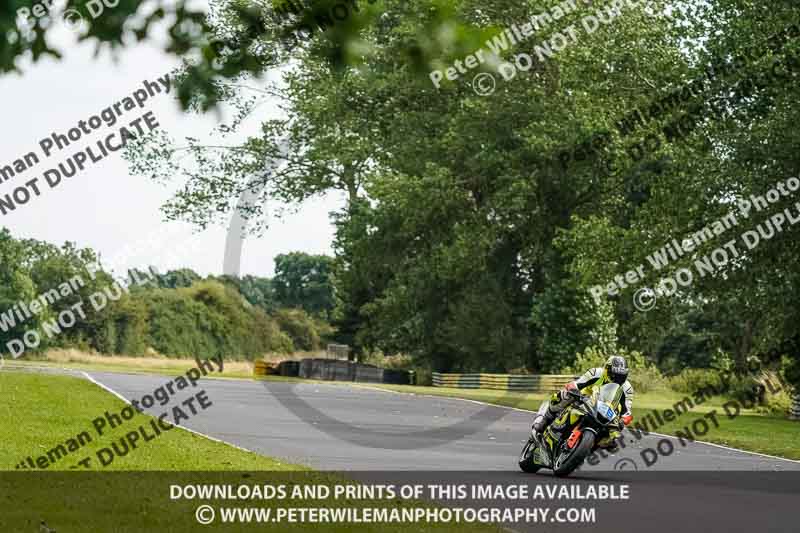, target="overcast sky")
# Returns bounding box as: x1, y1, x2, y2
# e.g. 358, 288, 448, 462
0, 3, 344, 279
